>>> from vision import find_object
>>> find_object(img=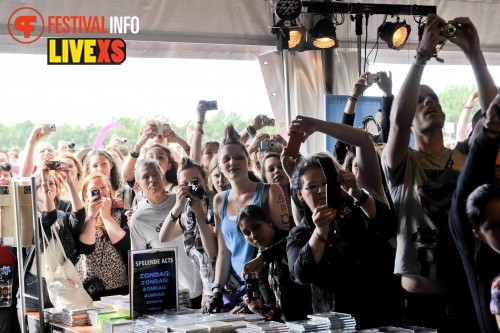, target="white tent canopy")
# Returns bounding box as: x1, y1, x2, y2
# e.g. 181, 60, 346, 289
2, 0, 500, 63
